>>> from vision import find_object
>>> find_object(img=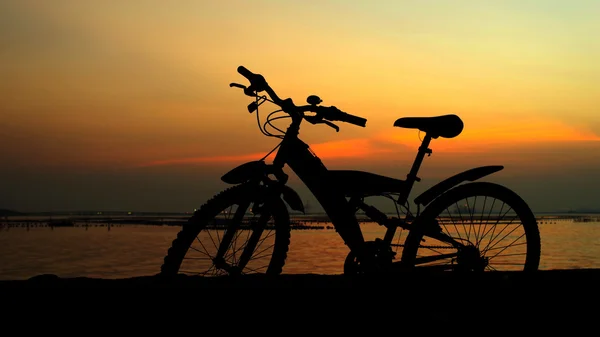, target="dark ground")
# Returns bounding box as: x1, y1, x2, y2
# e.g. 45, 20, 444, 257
1, 269, 598, 330
3, 268, 599, 288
